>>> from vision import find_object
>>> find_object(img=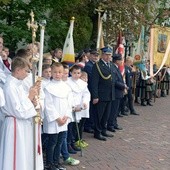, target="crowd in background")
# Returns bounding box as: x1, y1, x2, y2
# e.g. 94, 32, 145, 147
0, 35, 170, 170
